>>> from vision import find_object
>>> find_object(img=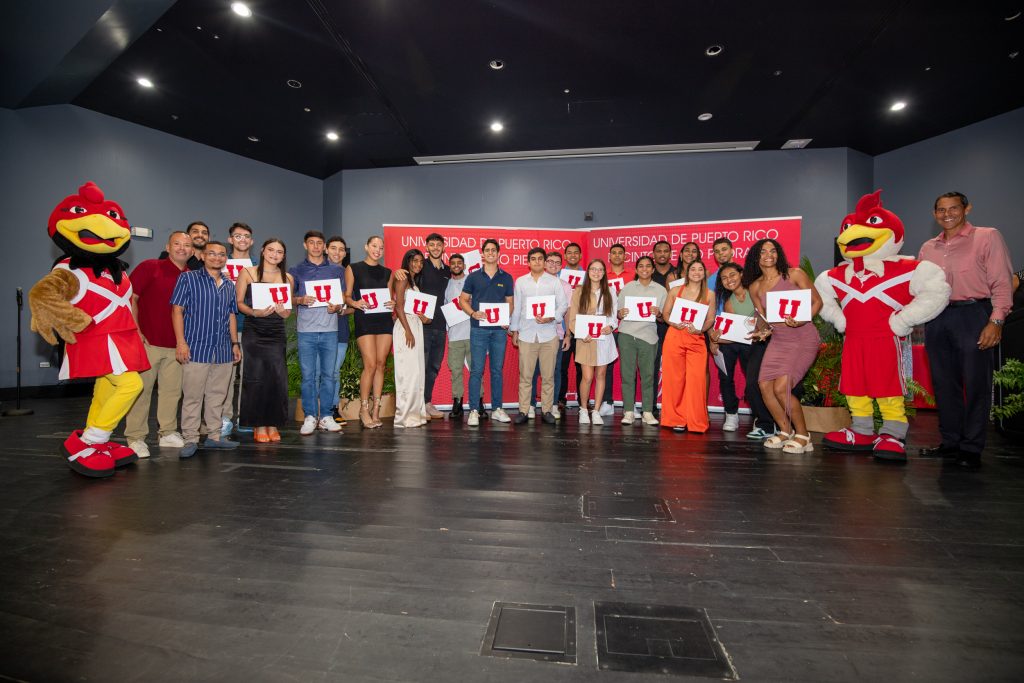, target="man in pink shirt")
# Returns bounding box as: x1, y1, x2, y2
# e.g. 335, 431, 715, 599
918, 191, 1013, 468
